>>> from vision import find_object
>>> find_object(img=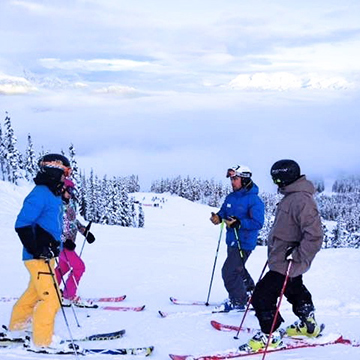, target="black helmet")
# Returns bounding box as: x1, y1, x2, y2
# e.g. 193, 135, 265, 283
38, 153, 72, 180
34, 154, 72, 194
270, 159, 300, 187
